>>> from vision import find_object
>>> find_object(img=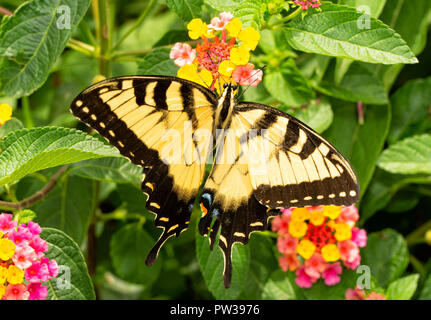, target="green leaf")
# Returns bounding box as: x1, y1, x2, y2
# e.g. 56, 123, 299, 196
240, 234, 278, 299
15, 209, 37, 224
388, 77, 431, 144
31, 175, 96, 245
324, 100, 391, 197
374, 0, 431, 89
69, 157, 142, 184
361, 229, 409, 287
262, 270, 296, 300
360, 169, 431, 222
166, 0, 203, 22
0, 127, 119, 186
338, 0, 387, 18
284, 2, 418, 65
264, 60, 315, 107
302, 269, 359, 300
289, 98, 333, 133
0, 118, 23, 138
42, 228, 95, 300
419, 273, 431, 300
137, 48, 179, 77
196, 232, 250, 299
315, 62, 388, 105
233, 0, 267, 29
0, 0, 91, 97
386, 274, 419, 300
204, 0, 240, 11
153, 29, 189, 47
110, 223, 162, 285
377, 134, 431, 175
